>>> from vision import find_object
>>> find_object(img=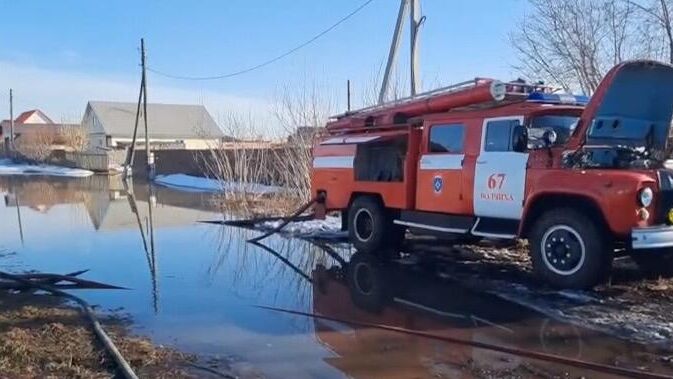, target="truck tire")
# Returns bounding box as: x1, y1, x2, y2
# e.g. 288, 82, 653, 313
348, 196, 402, 254
347, 252, 390, 312
529, 209, 611, 289
631, 252, 673, 279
